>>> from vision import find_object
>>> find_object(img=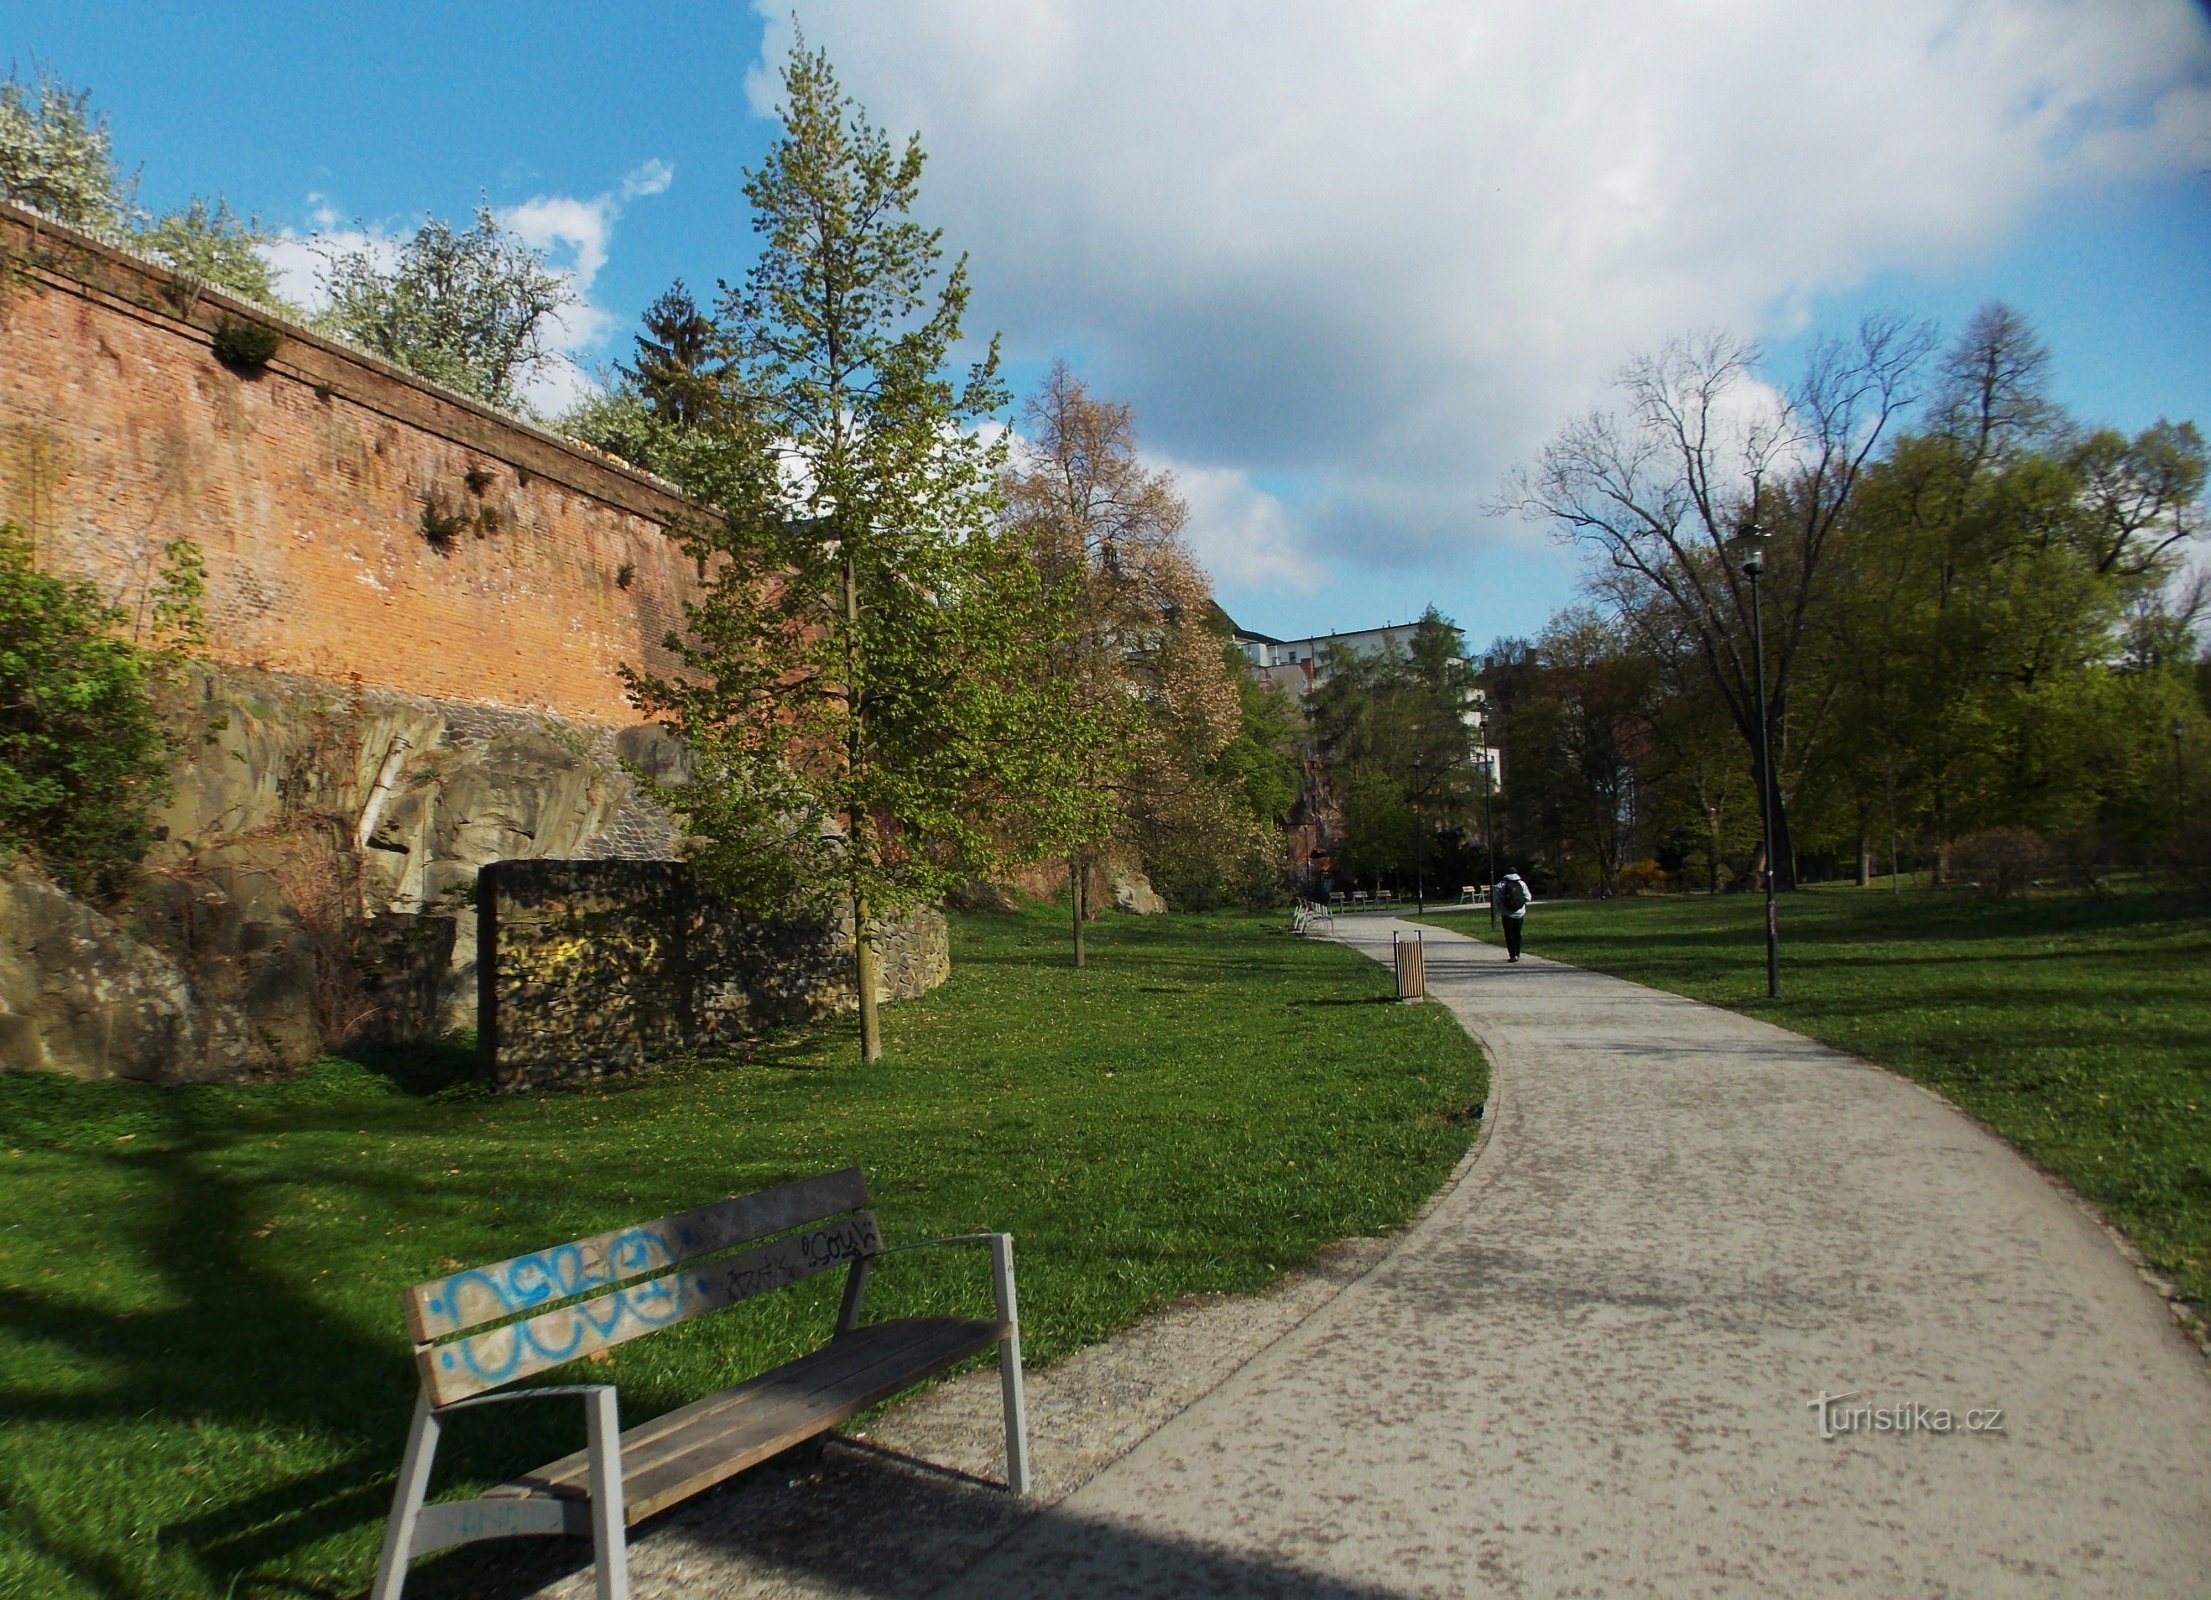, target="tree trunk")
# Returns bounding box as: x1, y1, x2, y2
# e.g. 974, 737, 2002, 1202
1069, 849, 1087, 968
853, 886, 882, 1063
1750, 758, 1799, 892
